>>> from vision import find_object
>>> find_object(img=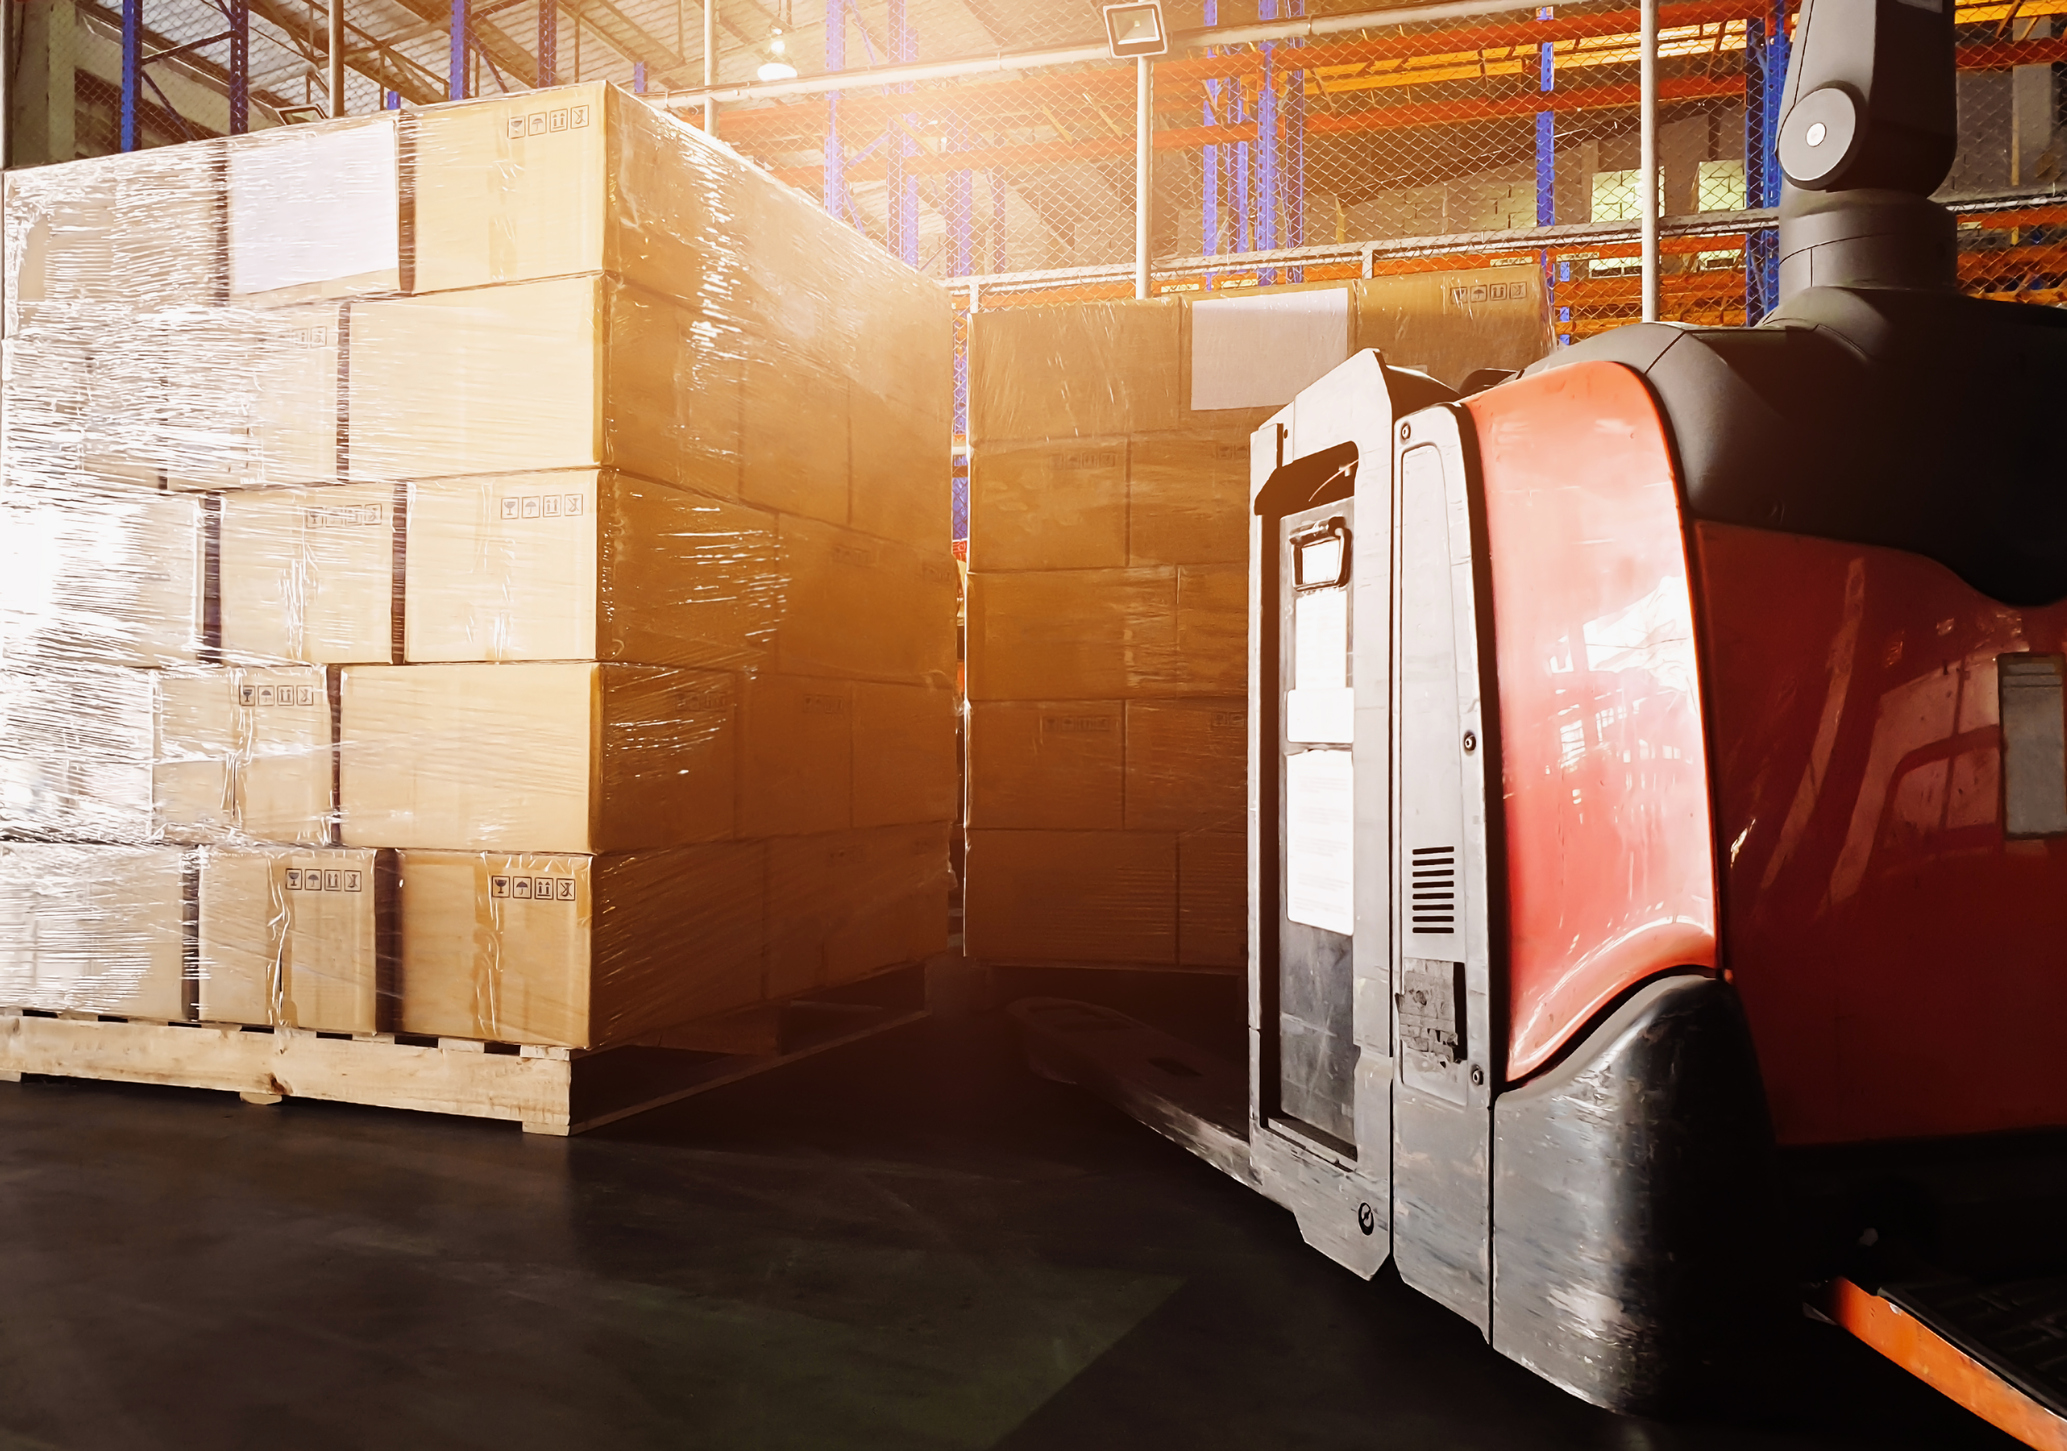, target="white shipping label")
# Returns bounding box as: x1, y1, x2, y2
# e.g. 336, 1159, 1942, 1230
1294, 586, 1348, 689
1286, 748, 1355, 936
230, 120, 401, 296
1190, 289, 1352, 411
1286, 688, 1354, 745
